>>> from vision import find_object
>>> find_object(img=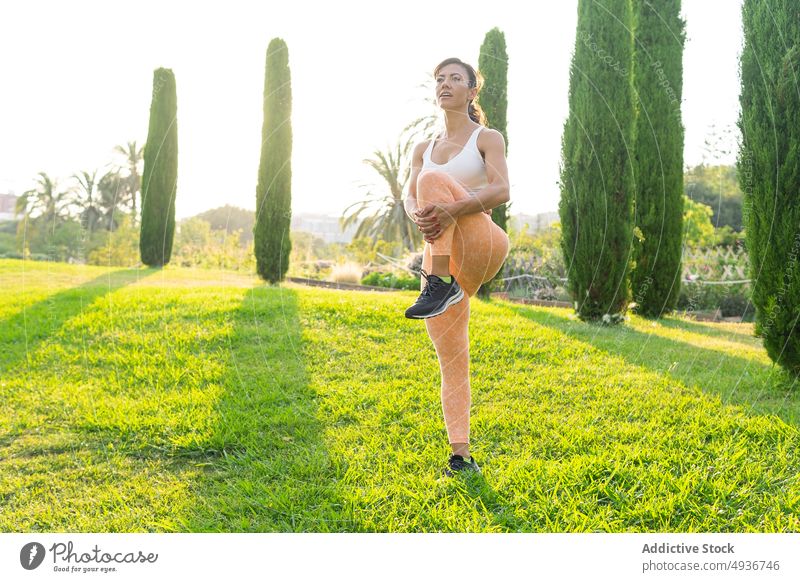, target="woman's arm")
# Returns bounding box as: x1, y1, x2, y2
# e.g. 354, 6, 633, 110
403, 142, 426, 220
406, 136, 499, 243
449, 129, 510, 217
404, 192, 420, 221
